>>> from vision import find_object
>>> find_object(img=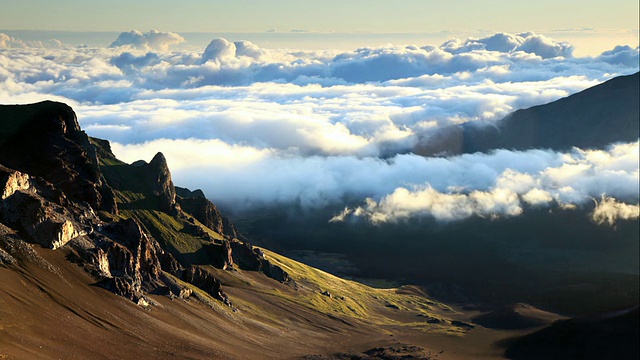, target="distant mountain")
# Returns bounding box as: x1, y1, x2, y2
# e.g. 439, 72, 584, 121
504, 305, 639, 360
417, 72, 640, 155
472, 303, 566, 330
